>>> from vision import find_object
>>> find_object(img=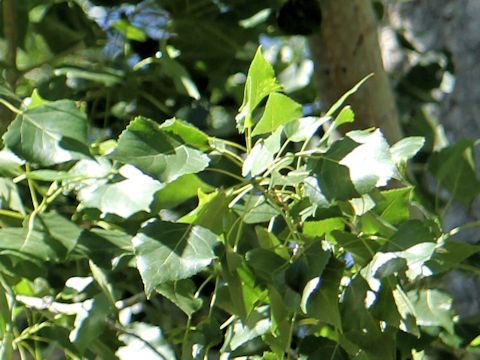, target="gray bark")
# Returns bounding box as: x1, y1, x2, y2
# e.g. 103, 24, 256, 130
309, 0, 403, 144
